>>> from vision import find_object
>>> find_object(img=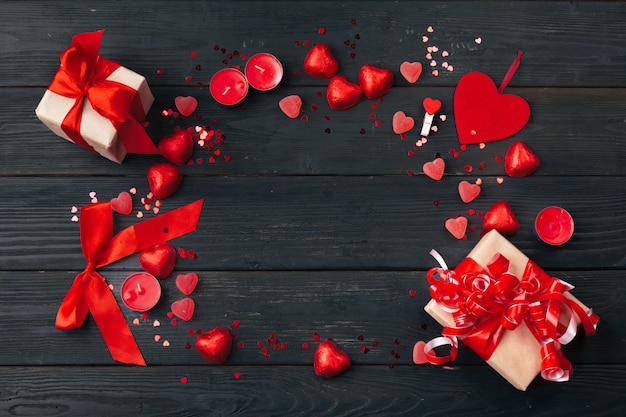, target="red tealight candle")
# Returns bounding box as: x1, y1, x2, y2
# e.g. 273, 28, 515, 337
121, 272, 162, 312
209, 68, 249, 106
245, 53, 283, 91
535, 206, 574, 245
